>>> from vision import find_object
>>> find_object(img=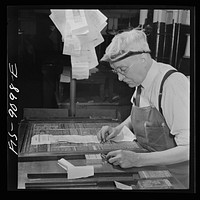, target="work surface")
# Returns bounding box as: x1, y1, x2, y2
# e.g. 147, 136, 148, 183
18, 118, 189, 190
18, 158, 186, 190
18, 120, 147, 162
